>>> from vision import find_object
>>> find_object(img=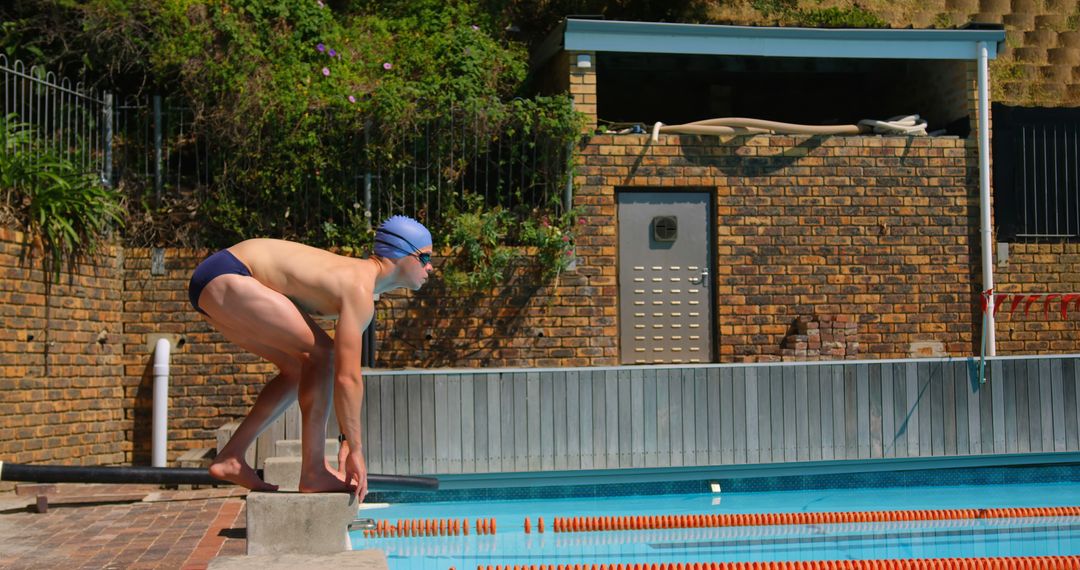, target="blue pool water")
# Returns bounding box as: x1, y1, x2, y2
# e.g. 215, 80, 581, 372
352, 475, 1080, 569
